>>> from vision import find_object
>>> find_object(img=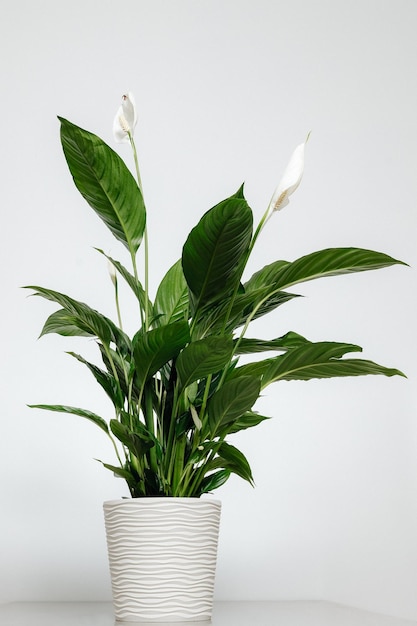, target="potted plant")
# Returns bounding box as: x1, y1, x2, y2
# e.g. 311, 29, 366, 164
26, 93, 405, 623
